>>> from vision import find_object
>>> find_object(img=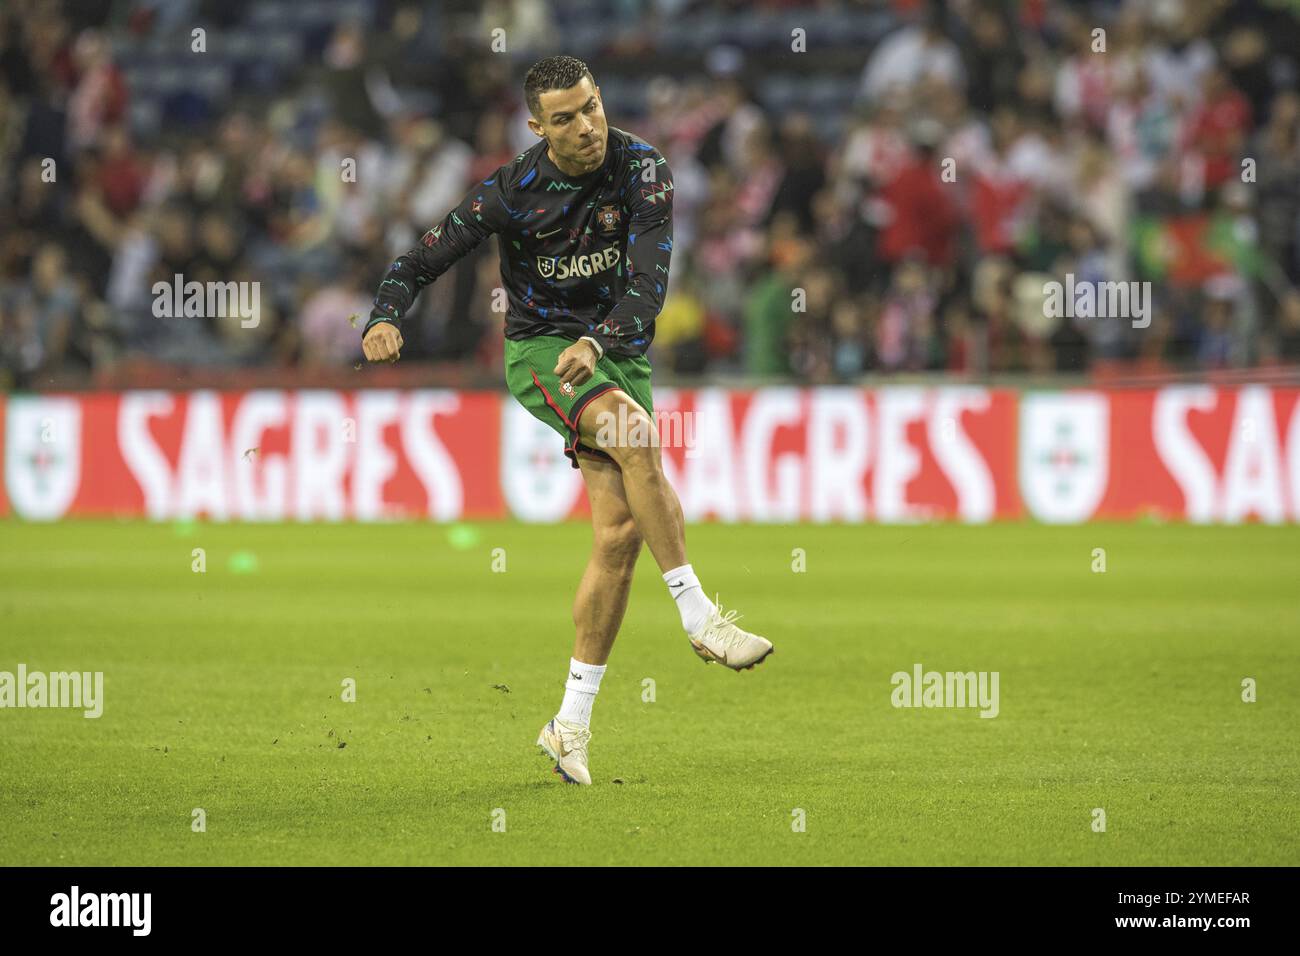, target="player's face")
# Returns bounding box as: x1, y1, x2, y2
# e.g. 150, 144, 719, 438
531, 77, 608, 174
